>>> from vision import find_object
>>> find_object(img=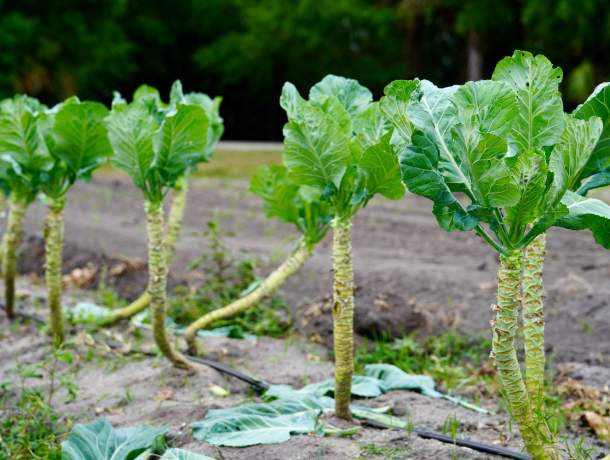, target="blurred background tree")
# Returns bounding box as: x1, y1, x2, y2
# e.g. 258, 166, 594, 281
1, 0, 609, 139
